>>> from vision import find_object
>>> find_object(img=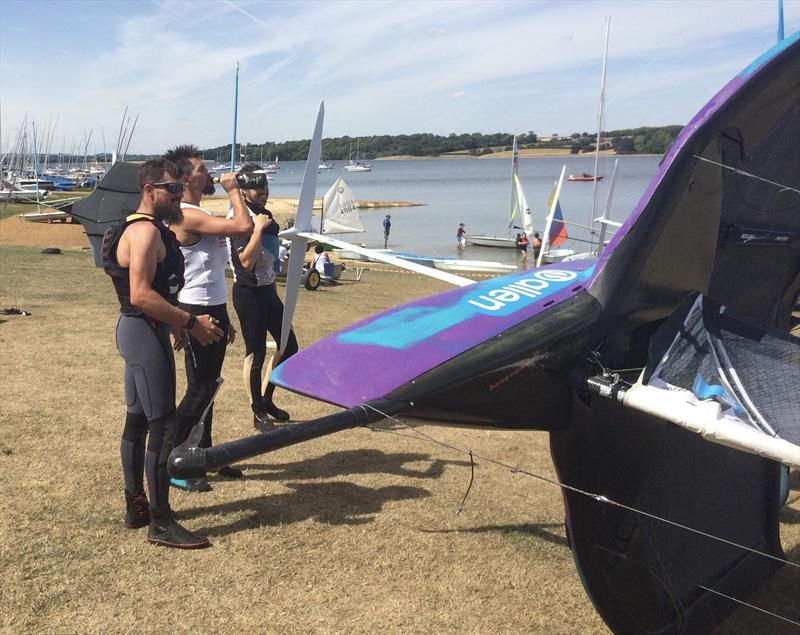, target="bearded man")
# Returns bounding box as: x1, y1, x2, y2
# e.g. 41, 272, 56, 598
103, 159, 223, 549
